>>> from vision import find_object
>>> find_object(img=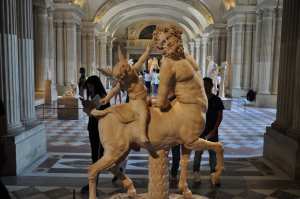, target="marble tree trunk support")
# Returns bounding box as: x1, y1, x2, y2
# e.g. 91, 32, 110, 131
225, 27, 232, 89
243, 24, 253, 90
17, 0, 39, 128
271, 1, 299, 134
258, 9, 273, 95
253, 11, 263, 92
35, 5, 49, 92
271, 8, 283, 95
188, 41, 195, 59
194, 38, 201, 69
0, 0, 25, 134
231, 25, 243, 90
